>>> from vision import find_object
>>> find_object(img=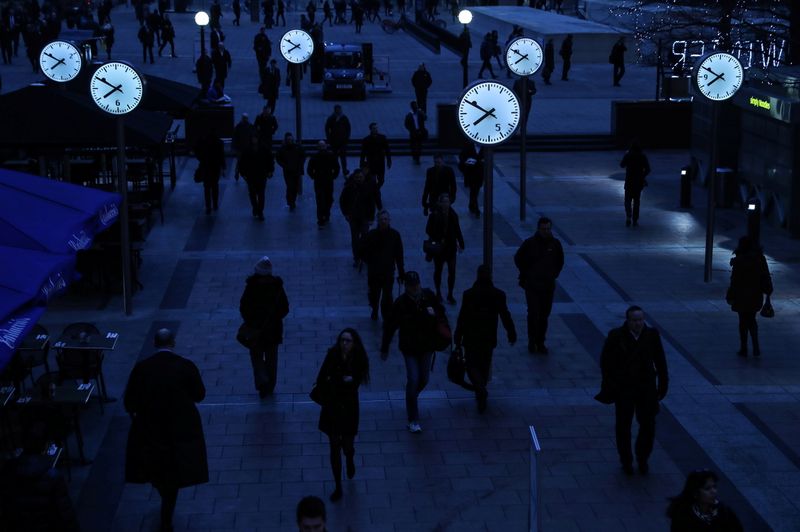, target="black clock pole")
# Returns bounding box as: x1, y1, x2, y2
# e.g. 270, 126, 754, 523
294, 63, 303, 195
117, 116, 133, 315
703, 102, 719, 283
483, 146, 494, 273
519, 75, 528, 221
